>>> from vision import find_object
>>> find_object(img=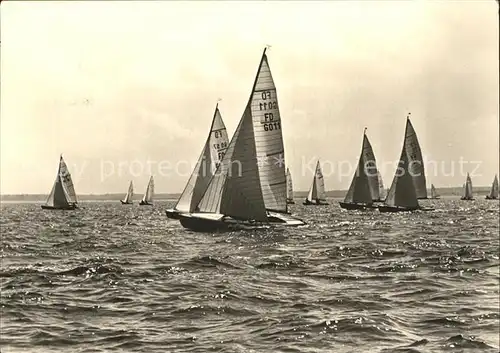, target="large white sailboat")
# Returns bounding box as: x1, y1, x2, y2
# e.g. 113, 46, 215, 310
121, 181, 134, 204
42, 155, 78, 210
303, 160, 329, 205
178, 48, 306, 231
165, 103, 229, 219
286, 168, 295, 204
139, 176, 154, 206
460, 173, 474, 200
